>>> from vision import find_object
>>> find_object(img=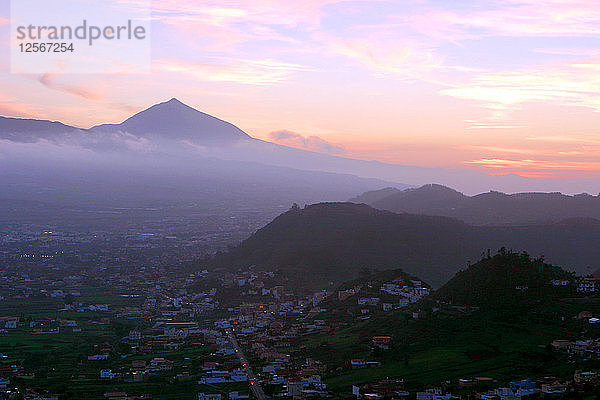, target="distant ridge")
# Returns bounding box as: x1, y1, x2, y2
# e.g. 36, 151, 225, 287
348, 186, 403, 204
0, 116, 81, 143
351, 184, 600, 225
